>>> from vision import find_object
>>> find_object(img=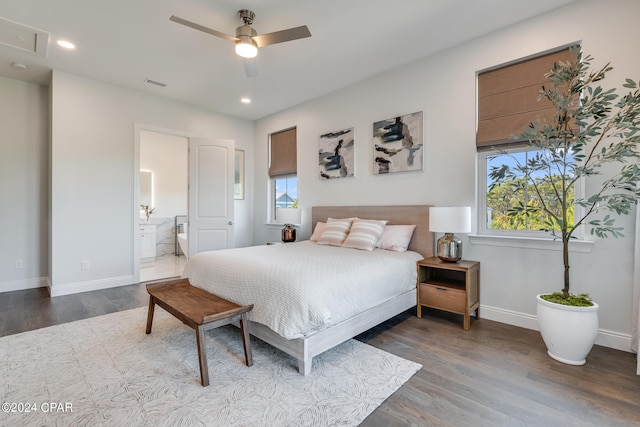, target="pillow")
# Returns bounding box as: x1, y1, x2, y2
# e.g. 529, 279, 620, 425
316, 217, 355, 246
342, 219, 388, 250
376, 225, 416, 252
309, 222, 326, 242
